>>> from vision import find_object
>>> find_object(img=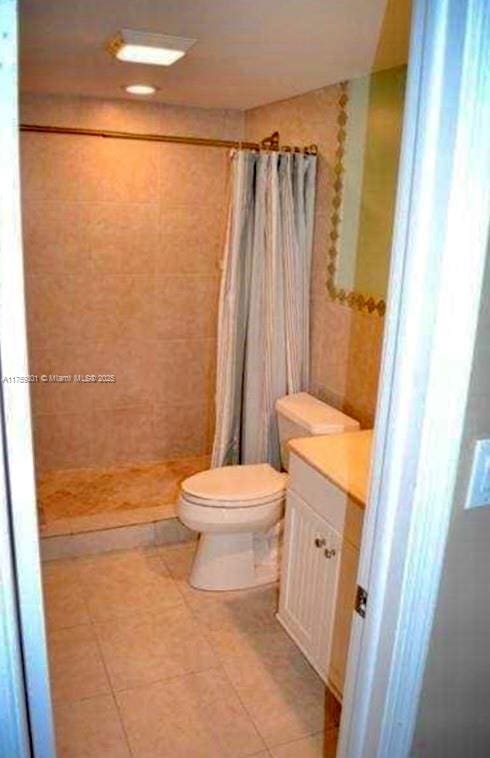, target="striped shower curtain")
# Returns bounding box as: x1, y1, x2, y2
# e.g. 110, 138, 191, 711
211, 149, 317, 469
